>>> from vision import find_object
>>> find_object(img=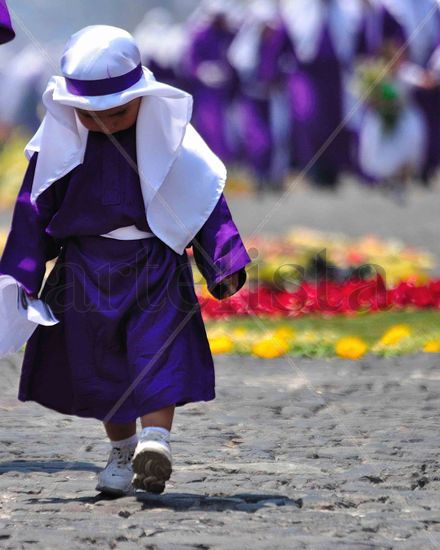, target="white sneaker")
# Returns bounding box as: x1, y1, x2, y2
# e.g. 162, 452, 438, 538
132, 429, 172, 494
95, 444, 137, 496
